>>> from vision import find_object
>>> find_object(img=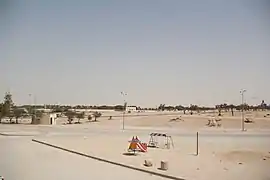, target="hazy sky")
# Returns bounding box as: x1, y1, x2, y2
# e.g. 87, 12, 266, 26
1, 0, 270, 107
